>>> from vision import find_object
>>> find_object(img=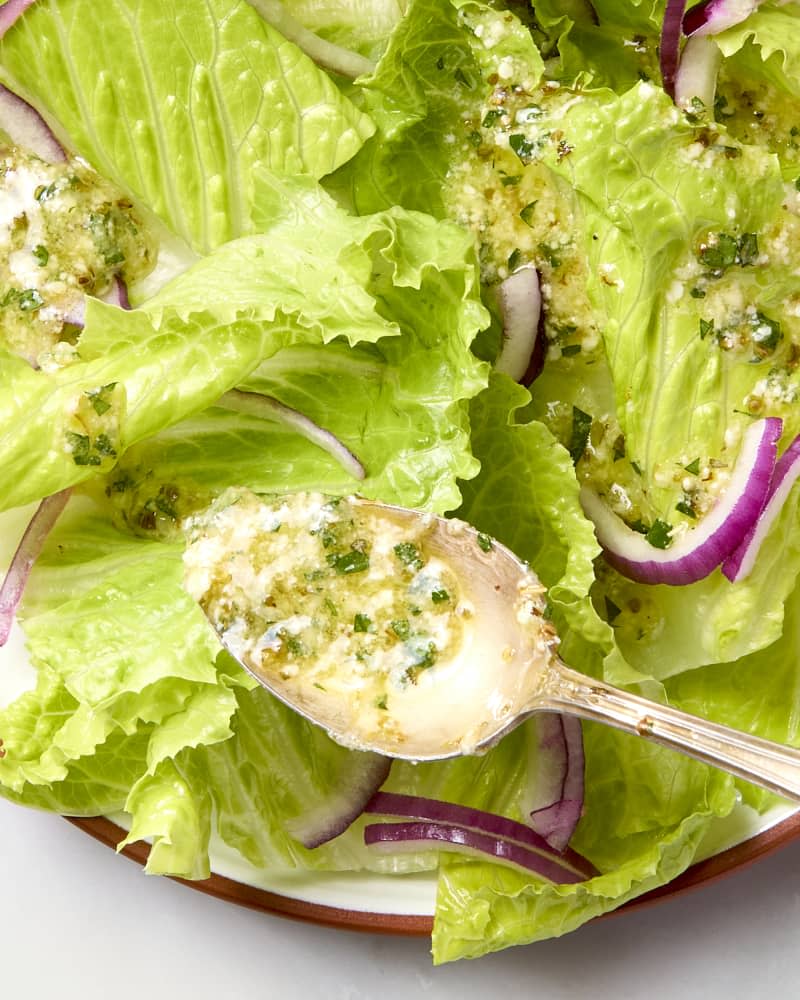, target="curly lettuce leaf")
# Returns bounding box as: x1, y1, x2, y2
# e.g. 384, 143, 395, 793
715, 2, 800, 95
0, 0, 374, 253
